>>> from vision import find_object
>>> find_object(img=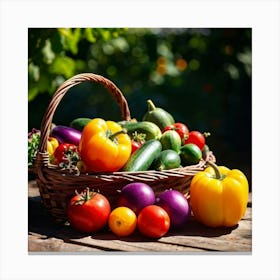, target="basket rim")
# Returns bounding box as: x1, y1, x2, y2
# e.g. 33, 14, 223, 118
33, 150, 215, 184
